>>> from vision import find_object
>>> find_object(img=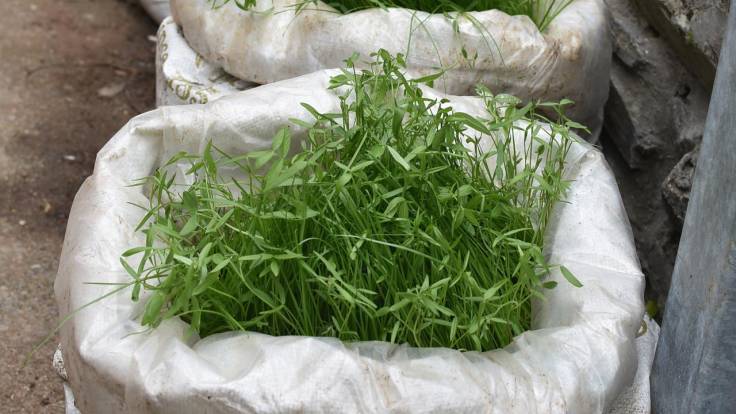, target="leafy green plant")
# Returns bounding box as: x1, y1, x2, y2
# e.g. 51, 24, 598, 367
216, 0, 574, 31
123, 50, 581, 352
